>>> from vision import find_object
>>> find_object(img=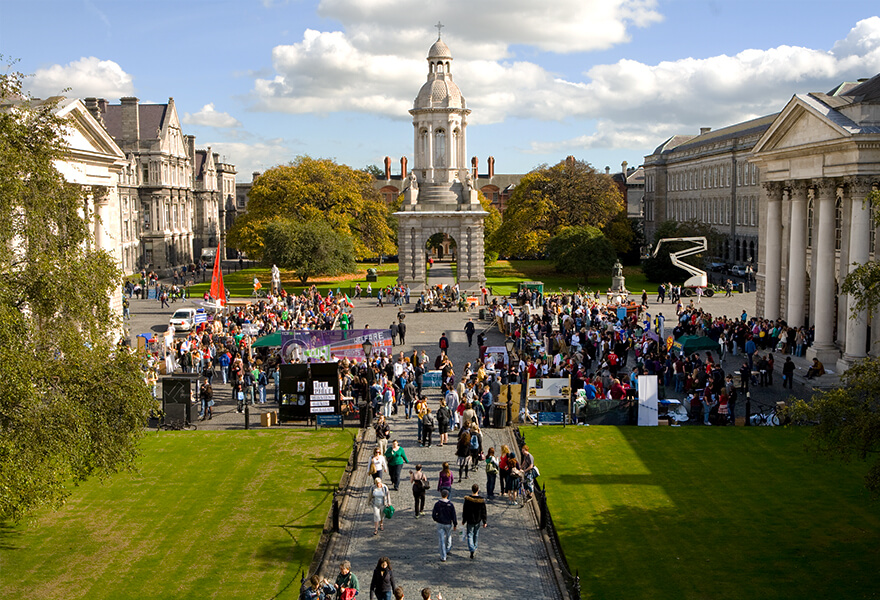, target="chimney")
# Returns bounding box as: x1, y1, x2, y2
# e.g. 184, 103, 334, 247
566, 155, 576, 168
83, 97, 104, 128
384, 156, 392, 180
400, 156, 408, 180
184, 134, 196, 163
471, 156, 478, 180
488, 156, 495, 178
700, 127, 712, 135
621, 160, 628, 174
120, 97, 140, 146
605, 166, 611, 175
253, 171, 260, 182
